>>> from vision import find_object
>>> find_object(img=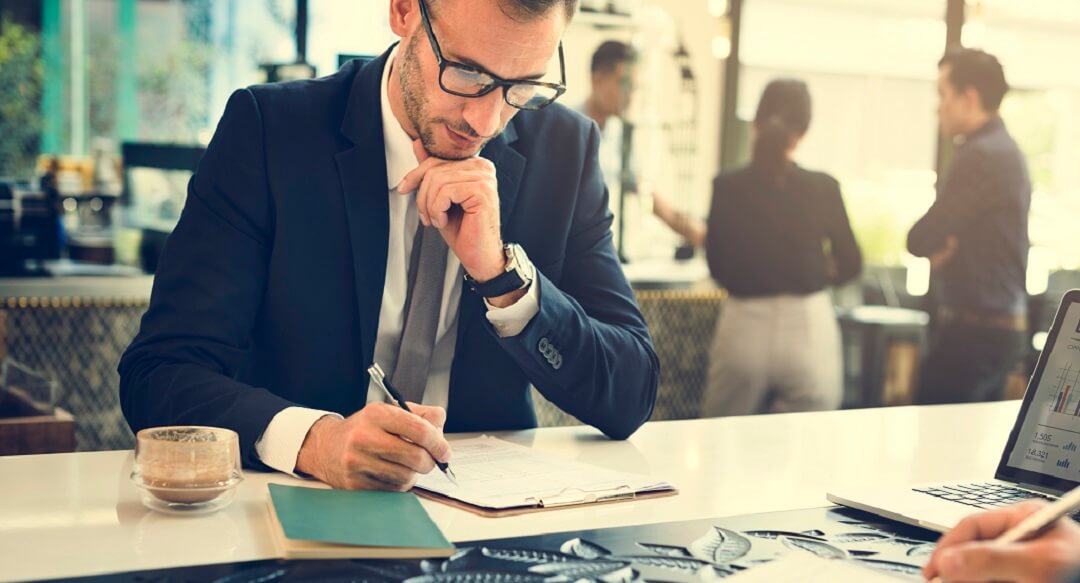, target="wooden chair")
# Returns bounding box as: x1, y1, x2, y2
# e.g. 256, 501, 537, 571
0, 310, 77, 455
